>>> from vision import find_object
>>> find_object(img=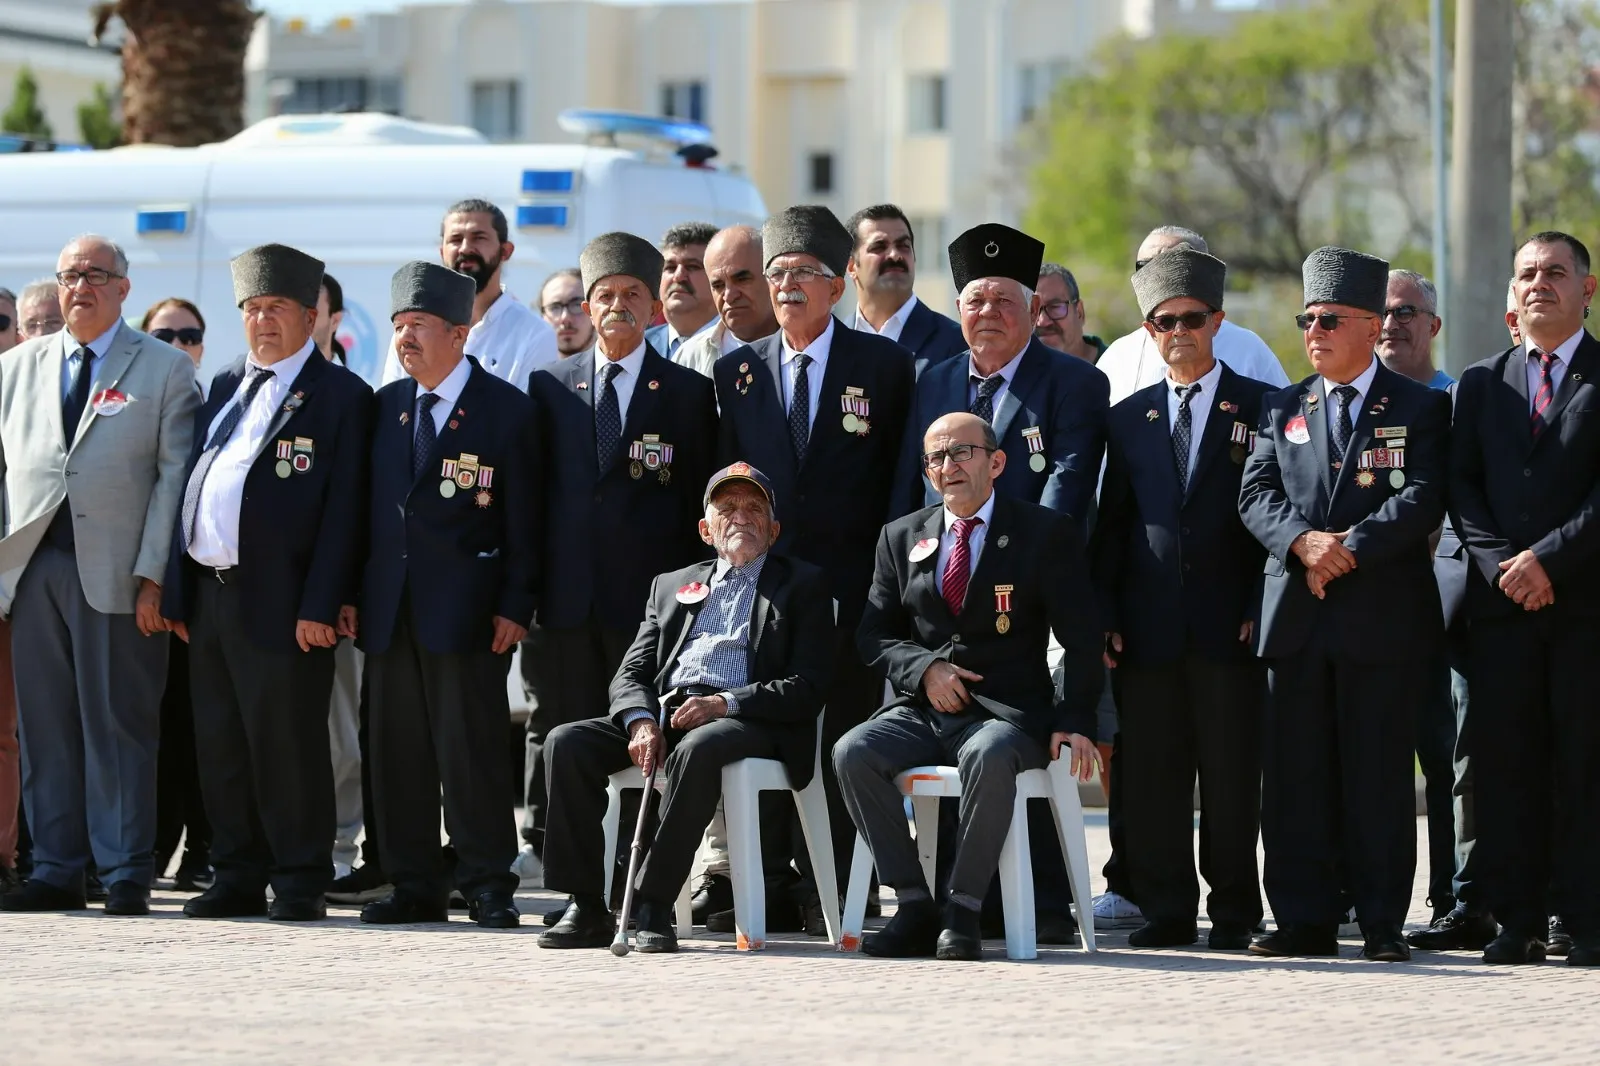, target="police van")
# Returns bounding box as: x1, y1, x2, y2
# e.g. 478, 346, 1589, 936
0, 109, 767, 383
